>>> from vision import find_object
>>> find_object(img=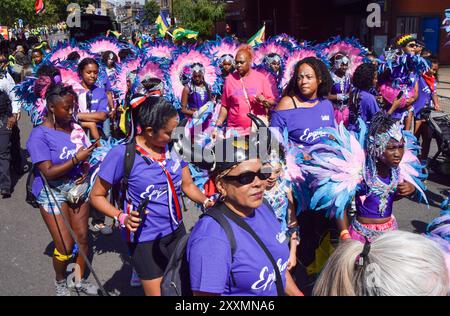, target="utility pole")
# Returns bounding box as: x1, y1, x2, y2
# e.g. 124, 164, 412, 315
171, 0, 175, 26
